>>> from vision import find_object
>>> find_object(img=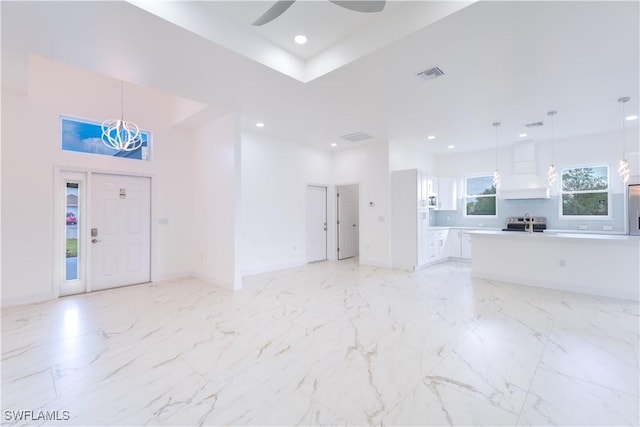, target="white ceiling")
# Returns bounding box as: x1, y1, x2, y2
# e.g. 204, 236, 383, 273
205, 0, 401, 60
1, 1, 638, 153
